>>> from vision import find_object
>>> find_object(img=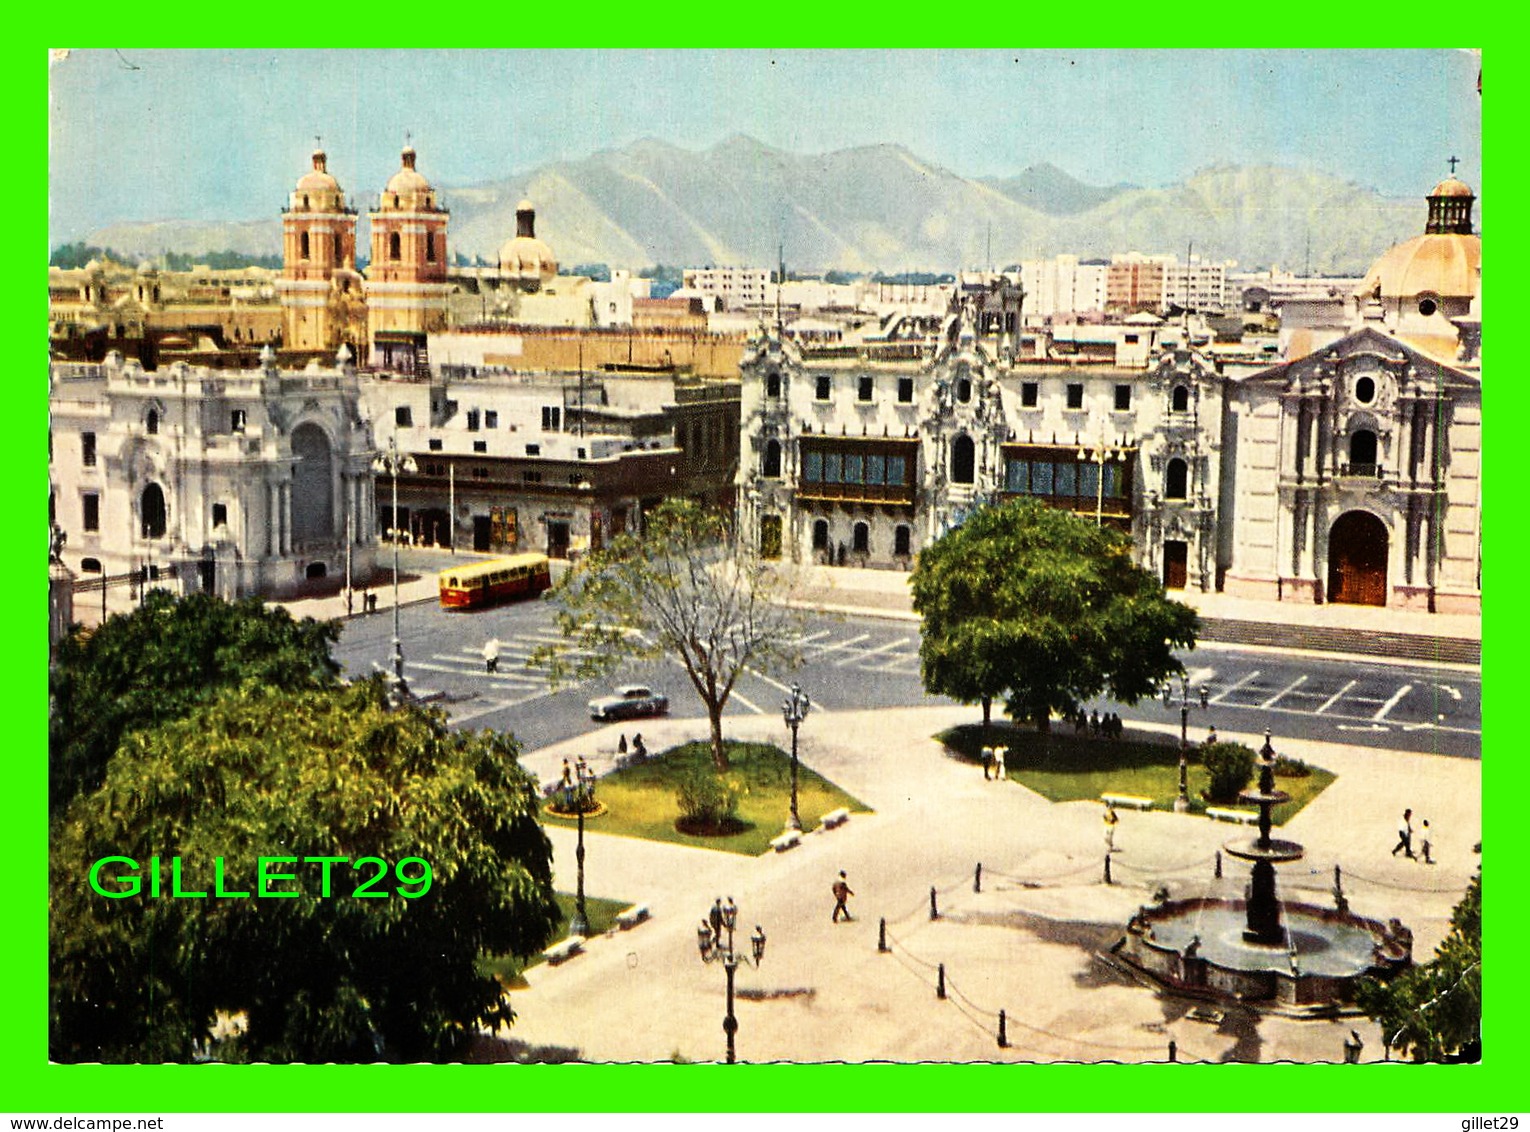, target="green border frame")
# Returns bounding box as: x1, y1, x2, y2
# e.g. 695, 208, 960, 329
15, 41, 1515, 1113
